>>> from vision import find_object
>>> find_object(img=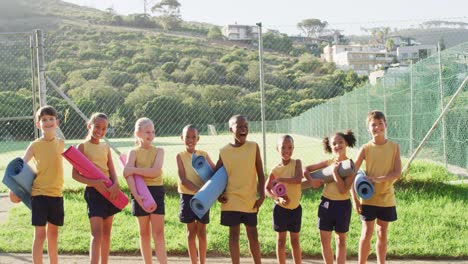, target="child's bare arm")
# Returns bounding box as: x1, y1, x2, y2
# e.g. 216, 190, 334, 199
254, 144, 265, 209
106, 146, 120, 200
21, 143, 34, 163
122, 150, 140, 199
303, 160, 328, 187
124, 148, 164, 178
264, 172, 276, 199
176, 154, 199, 192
